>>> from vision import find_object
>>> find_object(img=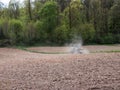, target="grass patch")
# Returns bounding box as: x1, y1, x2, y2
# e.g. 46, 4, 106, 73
16, 46, 67, 54
92, 50, 120, 53
16, 45, 120, 54
101, 50, 120, 53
